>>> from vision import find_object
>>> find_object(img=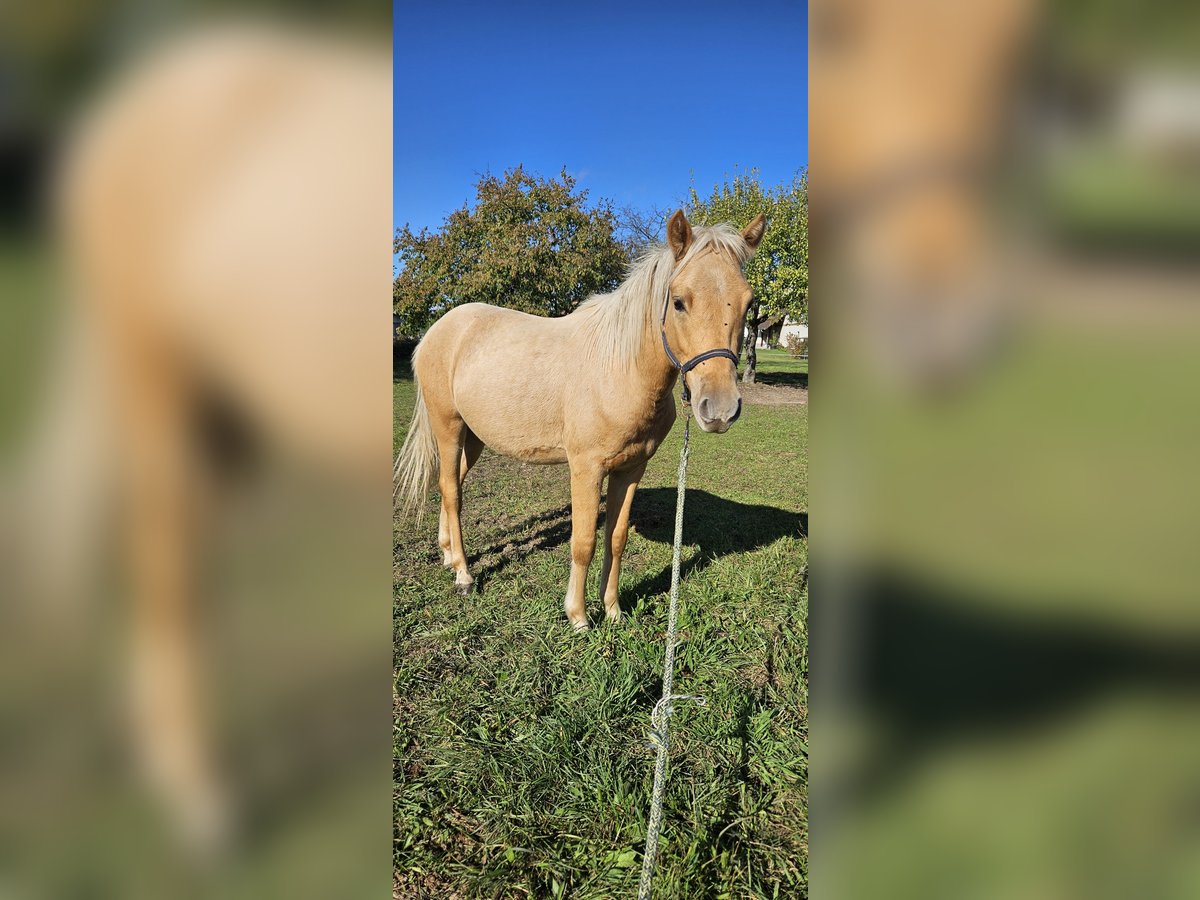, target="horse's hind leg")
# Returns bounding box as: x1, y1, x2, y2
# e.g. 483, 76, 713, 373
117, 347, 229, 852
438, 429, 482, 568
433, 421, 476, 593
